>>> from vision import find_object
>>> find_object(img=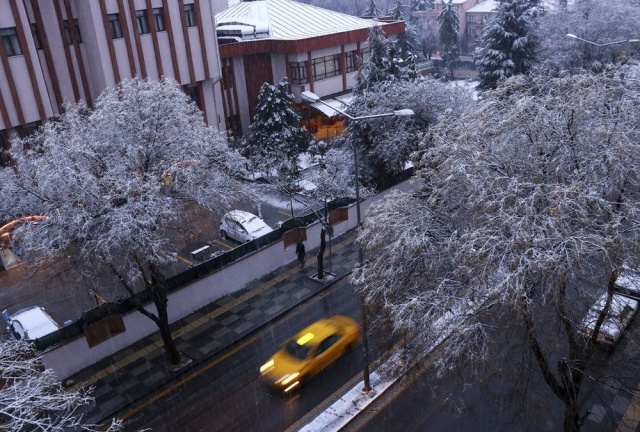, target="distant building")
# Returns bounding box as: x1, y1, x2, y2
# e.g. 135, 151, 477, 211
412, 0, 497, 54
465, 0, 497, 52
215, 0, 404, 137
0, 0, 228, 162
